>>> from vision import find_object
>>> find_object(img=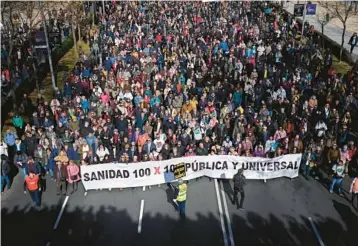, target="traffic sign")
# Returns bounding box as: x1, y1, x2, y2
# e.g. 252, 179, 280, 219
306, 4, 317, 15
